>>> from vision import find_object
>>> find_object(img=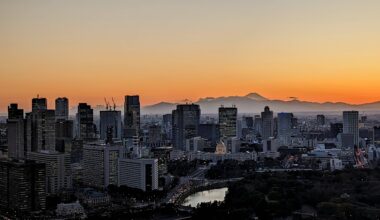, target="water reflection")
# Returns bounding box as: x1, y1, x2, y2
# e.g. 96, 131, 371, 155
182, 187, 228, 207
